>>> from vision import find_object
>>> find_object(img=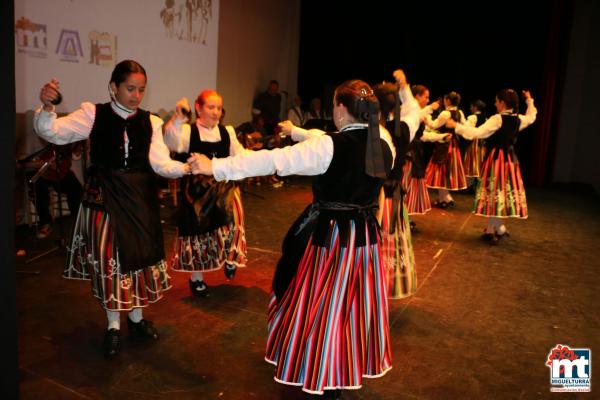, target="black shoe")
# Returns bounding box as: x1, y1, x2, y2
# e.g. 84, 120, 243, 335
189, 279, 209, 297
409, 221, 417, 232
224, 264, 236, 280
490, 234, 500, 245
481, 232, 494, 241
127, 318, 159, 340
103, 328, 120, 358
438, 201, 448, 209
448, 200, 455, 207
